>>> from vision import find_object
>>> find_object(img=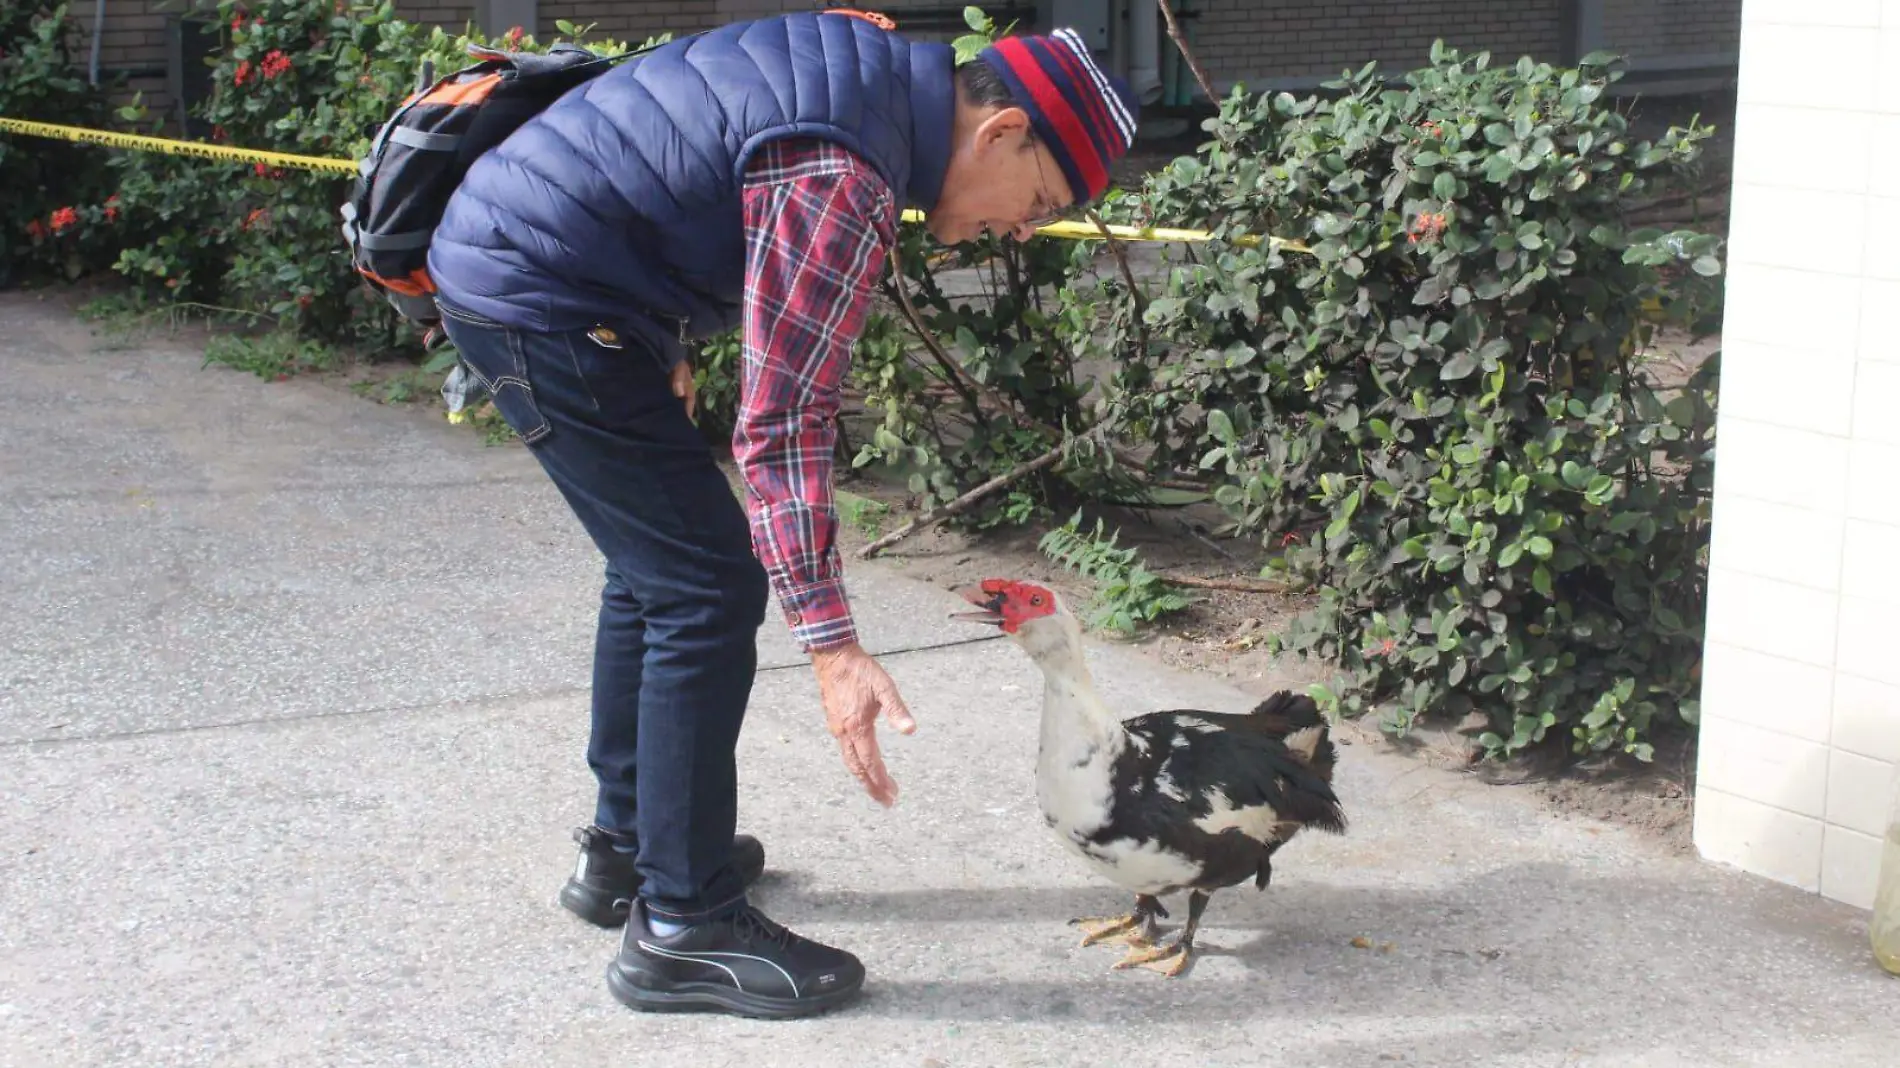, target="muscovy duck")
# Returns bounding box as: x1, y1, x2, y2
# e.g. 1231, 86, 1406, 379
952, 578, 1347, 976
